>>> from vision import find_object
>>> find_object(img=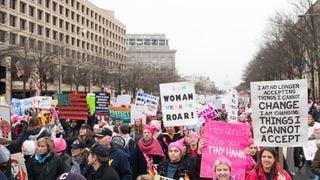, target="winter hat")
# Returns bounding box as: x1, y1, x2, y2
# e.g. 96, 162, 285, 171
168, 138, 185, 153
214, 157, 232, 170
143, 125, 157, 135
112, 135, 126, 149
57, 172, 86, 180
22, 140, 36, 156
0, 145, 10, 163
188, 131, 200, 139
248, 138, 255, 146
53, 136, 67, 153
94, 128, 113, 138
